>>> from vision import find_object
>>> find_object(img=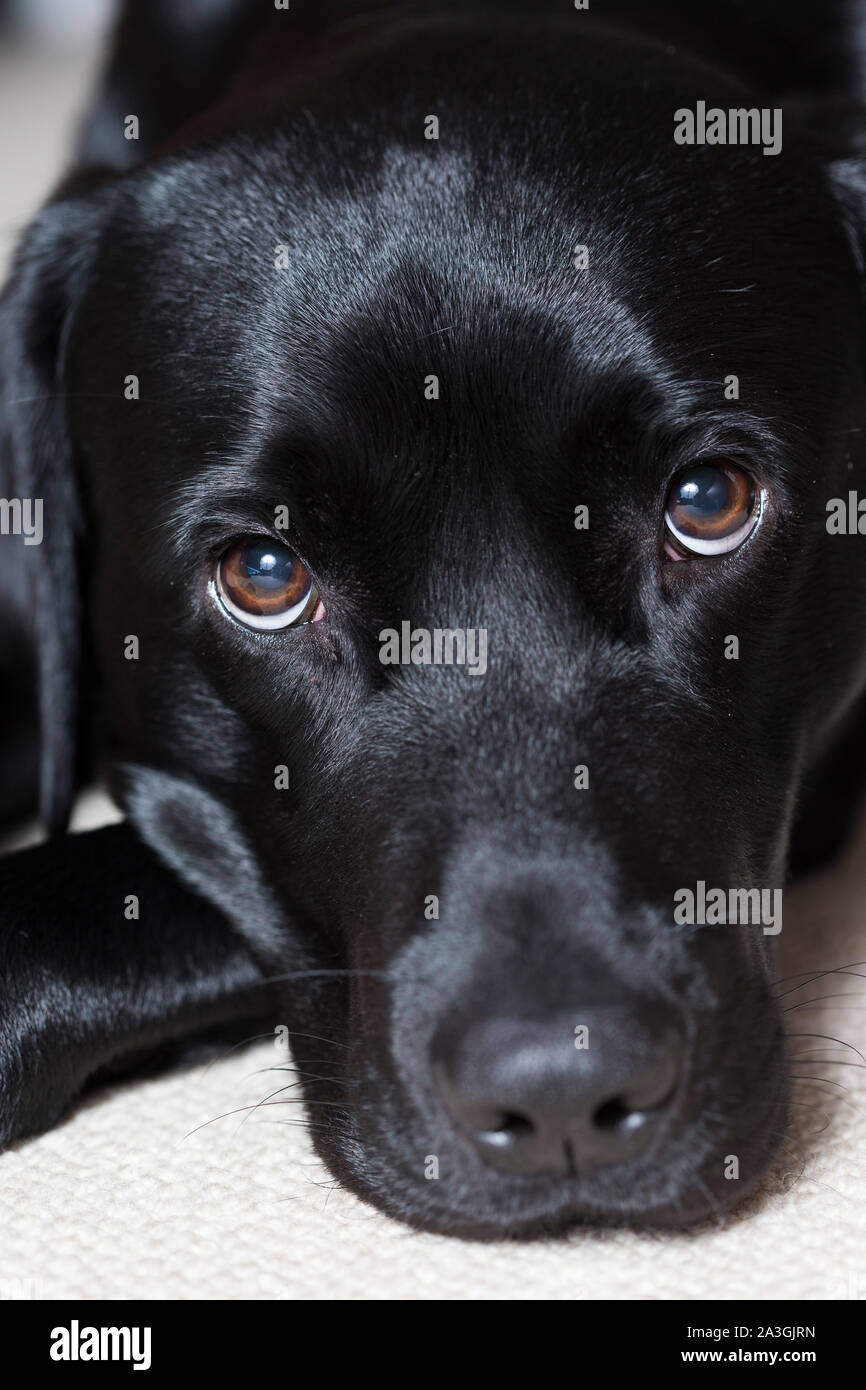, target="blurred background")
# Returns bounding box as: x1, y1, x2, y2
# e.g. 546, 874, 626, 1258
0, 0, 112, 256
